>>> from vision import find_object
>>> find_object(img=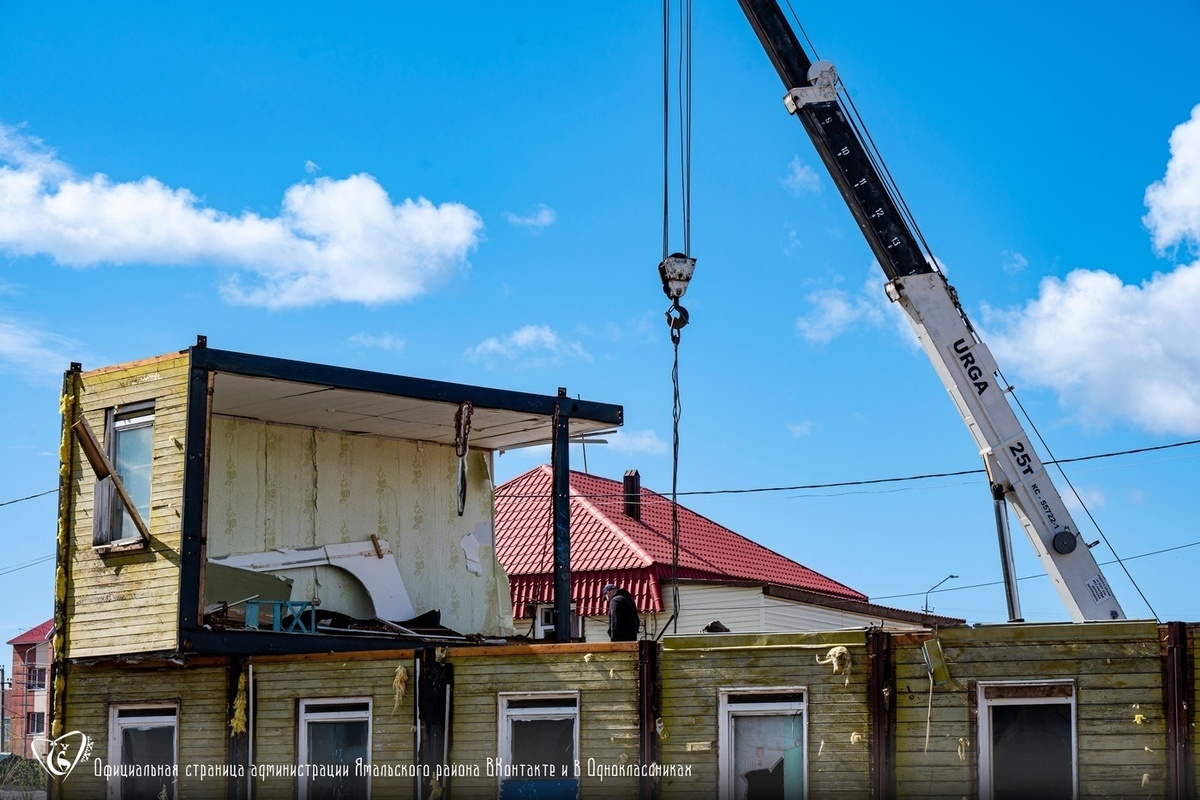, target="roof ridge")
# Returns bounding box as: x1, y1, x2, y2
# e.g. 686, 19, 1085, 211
569, 474, 656, 568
